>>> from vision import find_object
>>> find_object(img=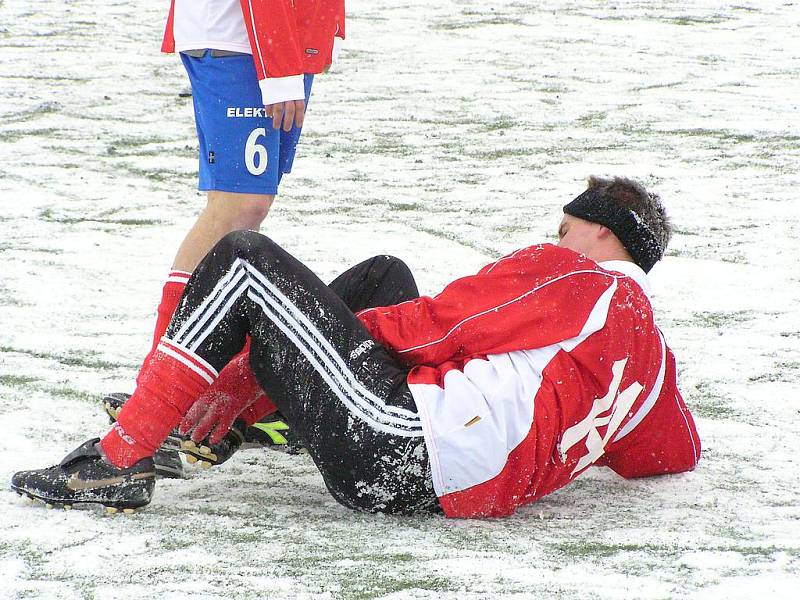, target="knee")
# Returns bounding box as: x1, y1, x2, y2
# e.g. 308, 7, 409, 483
232, 201, 272, 229
377, 255, 415, 286
205, 193, 274, 230
215, 230, 272, 260
370, 255, 409, 275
